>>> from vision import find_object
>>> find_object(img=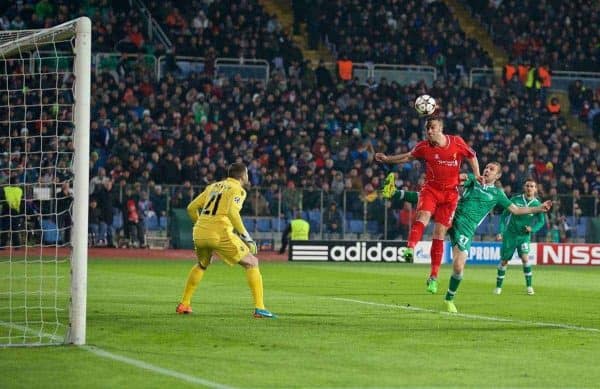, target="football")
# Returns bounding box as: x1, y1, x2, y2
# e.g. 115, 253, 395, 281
414, 94, 437, 116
